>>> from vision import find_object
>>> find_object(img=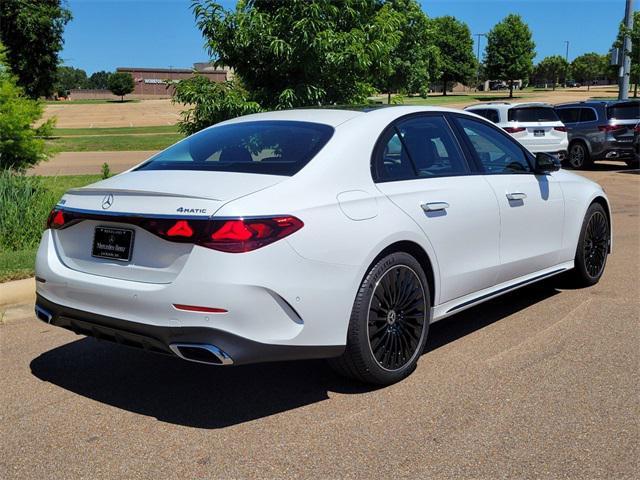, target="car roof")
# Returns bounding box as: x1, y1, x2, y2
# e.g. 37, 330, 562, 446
217, 105, 475, 128
467, 101, 552, 109
555, 99, 640, 108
